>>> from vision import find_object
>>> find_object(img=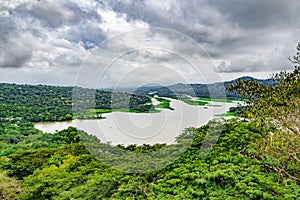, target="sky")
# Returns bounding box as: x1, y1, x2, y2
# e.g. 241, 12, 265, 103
0, 0, 299, 88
